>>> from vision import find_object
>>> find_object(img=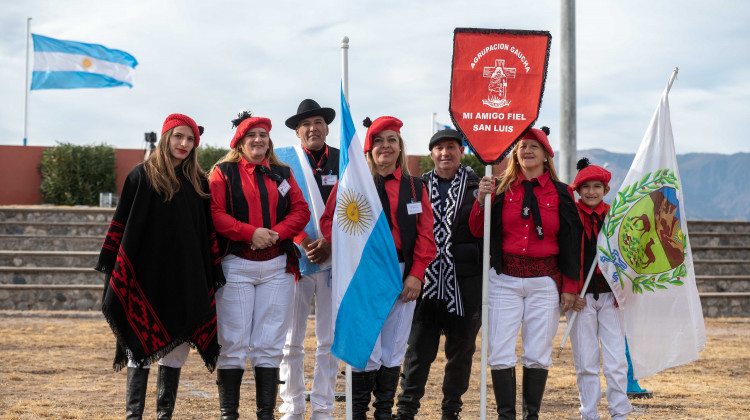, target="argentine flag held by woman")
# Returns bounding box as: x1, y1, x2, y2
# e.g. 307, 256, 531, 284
31, 34, 138, 90
330, 88, 403, 370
